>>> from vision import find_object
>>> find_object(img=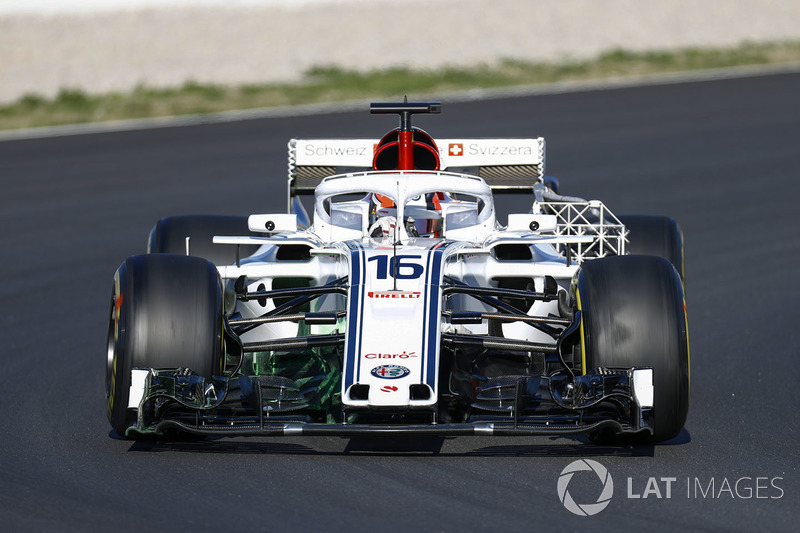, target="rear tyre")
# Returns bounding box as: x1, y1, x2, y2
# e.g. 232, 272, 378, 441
147, 214, 261, 266
577, 255, 689, 443
106, 254, 223, 438
618, 214, 684, 283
